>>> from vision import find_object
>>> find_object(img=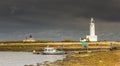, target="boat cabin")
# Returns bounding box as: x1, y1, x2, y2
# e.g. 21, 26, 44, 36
43, 47, 56, 53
